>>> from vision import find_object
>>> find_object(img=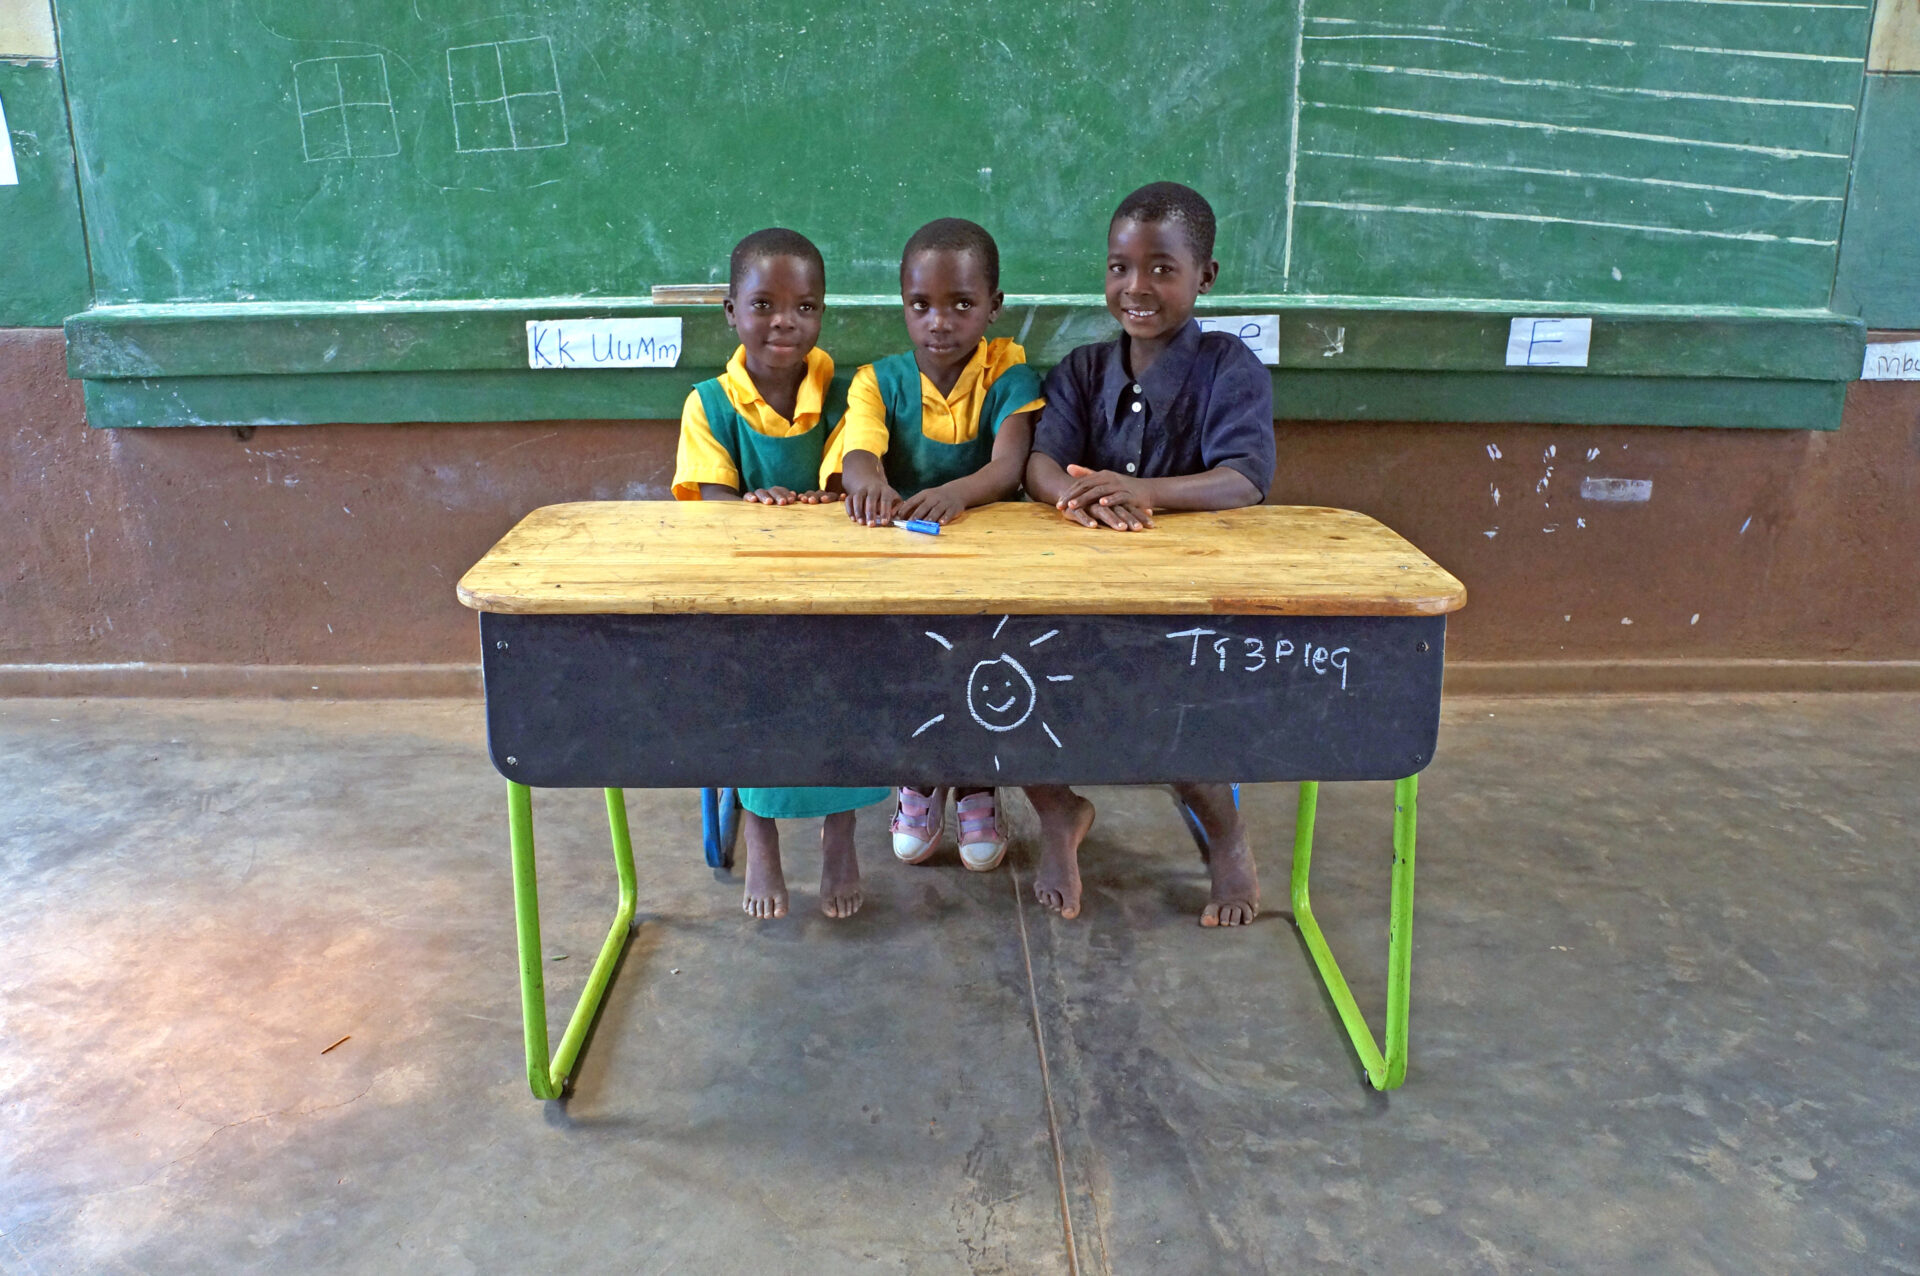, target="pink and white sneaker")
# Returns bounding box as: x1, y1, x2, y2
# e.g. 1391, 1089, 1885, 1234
956, 790, 1010, 872
891, 787, 946, 864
